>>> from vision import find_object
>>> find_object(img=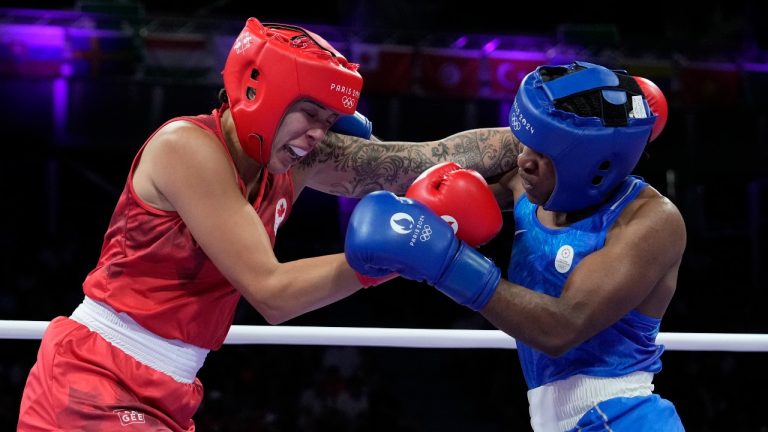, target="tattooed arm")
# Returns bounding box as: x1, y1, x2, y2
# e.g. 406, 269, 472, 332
292, 128, 521, 198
